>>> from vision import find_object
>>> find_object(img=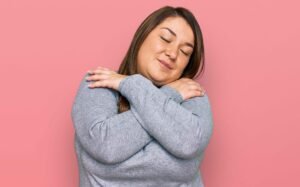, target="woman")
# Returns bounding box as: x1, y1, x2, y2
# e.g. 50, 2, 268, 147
71, 5, 213, 187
